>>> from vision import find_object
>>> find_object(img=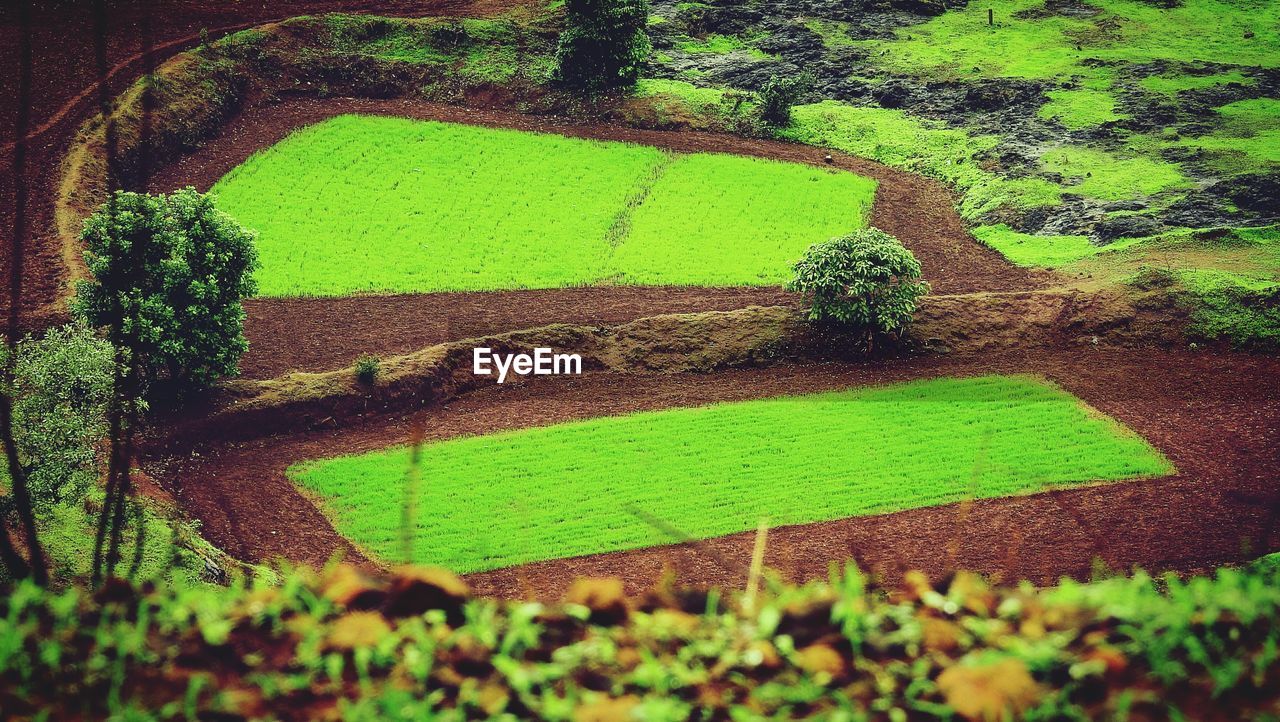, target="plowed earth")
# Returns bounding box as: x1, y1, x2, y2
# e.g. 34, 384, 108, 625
162, 348, 1280, 598
7, 7, 1277, 599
